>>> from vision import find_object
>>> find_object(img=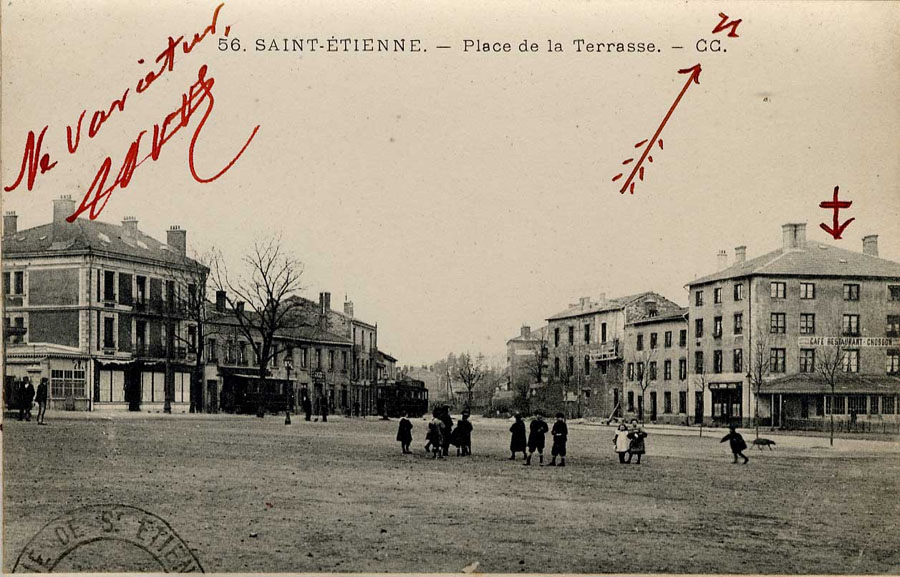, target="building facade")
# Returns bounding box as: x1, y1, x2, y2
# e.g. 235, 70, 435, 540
506, 325, 547, 399
2, 196, 207, 412
687, 223, 900, 427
